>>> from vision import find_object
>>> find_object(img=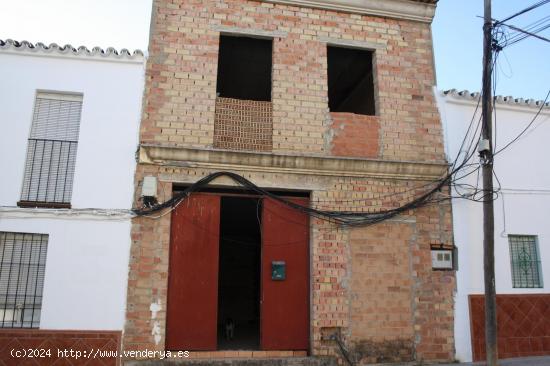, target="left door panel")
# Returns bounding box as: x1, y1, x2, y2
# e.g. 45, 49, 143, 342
166, 194, 221, 350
